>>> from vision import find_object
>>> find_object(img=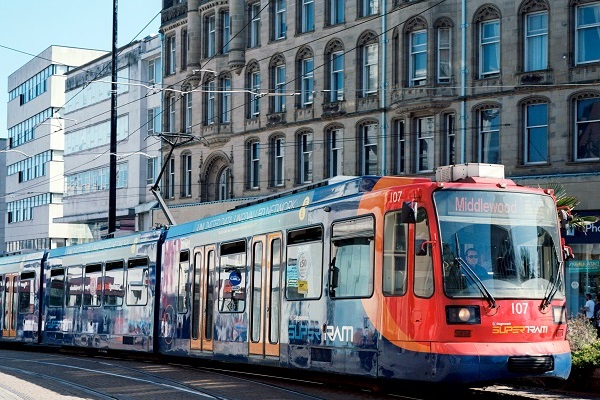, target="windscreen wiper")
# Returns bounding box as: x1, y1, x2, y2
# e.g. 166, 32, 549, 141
540, 256, 563, 311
